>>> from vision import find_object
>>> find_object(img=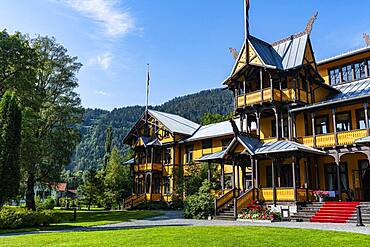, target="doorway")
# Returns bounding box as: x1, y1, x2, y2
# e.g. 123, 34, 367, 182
358, 160, 370, 201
